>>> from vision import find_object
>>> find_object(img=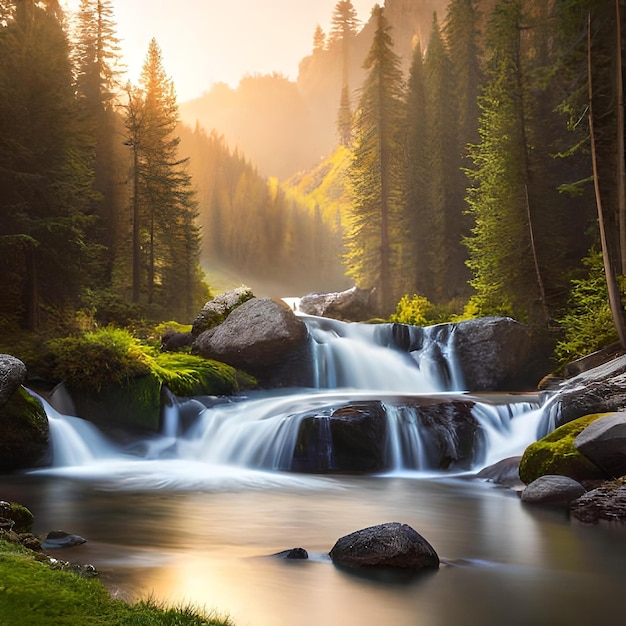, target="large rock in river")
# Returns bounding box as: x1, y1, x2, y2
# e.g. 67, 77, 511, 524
574, 412, 626, 478
299, 286, 375, 322
193, 297, 309, 386
329, 522, 439, 569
